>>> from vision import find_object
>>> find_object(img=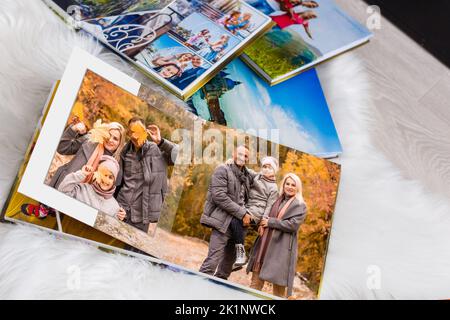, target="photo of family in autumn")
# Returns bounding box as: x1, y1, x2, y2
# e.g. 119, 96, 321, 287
15, 70, 189, 255
154, 137, 340, 299
198, 145, 306, 298
52, 118, 176, 226
17, 68, 340, 300
29, 115, 178, 253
